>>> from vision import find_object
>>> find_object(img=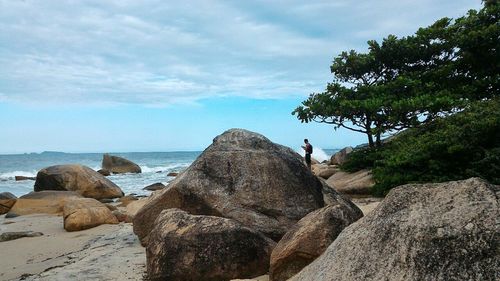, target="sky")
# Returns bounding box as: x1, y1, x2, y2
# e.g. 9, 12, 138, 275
0, 0, 483, 154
